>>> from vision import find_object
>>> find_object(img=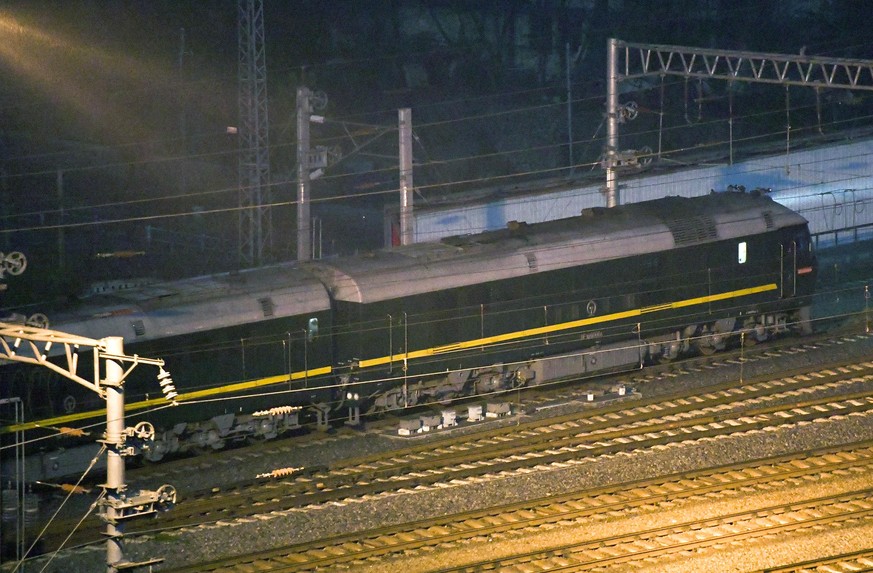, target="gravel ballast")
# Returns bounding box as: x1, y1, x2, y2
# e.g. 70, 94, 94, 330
12, 332, 873, 573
